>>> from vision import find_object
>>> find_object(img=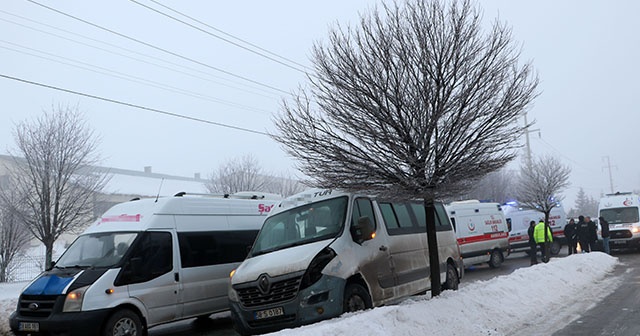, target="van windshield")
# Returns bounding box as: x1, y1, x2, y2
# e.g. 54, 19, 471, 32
601, 207, 640, 224
56, 232, 138, 268
250, 196, 347, 257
